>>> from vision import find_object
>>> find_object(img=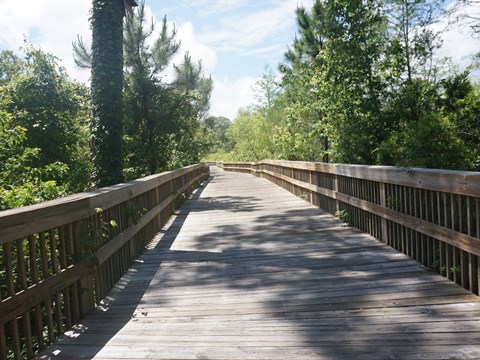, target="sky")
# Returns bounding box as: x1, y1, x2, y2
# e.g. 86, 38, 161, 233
0, 0, 479, 120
